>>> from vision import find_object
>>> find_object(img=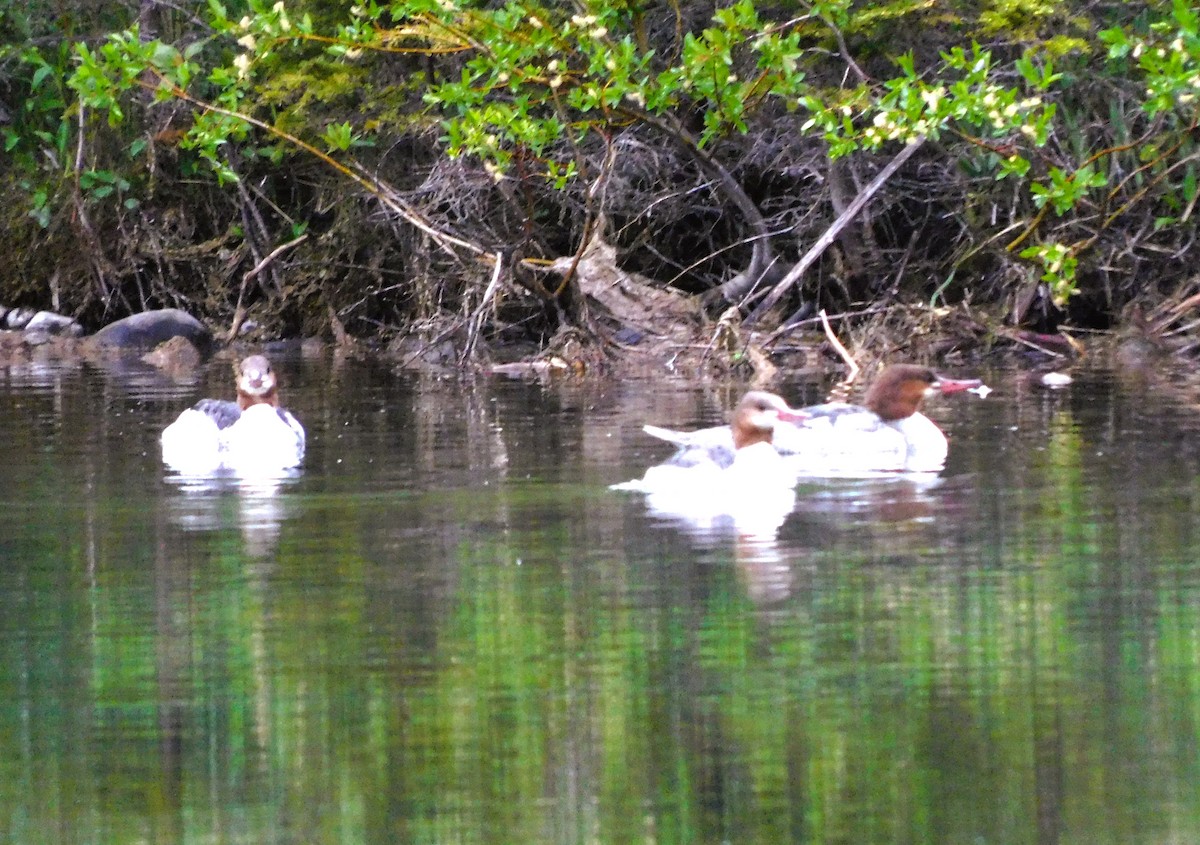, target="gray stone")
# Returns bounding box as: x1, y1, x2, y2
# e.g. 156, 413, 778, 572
89, 308, 213, 351
25, 311, 84, 337
5, 308, 37, 329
